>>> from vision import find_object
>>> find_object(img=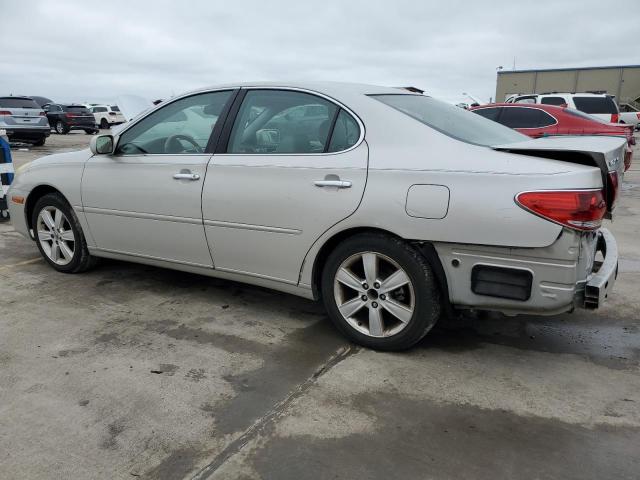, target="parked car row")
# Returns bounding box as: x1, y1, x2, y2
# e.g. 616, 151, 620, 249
0, 96, 125, 146
470, 102, 635, 171
504, 92, 640, 129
